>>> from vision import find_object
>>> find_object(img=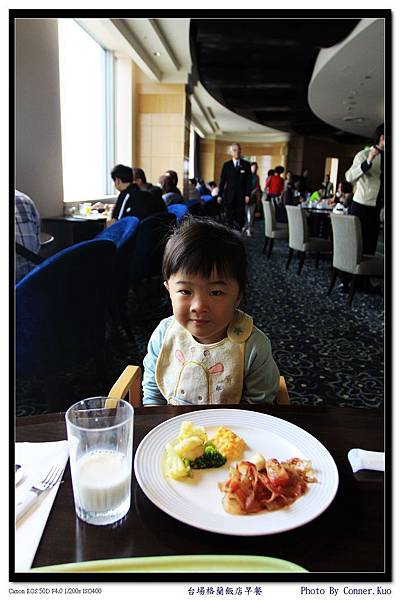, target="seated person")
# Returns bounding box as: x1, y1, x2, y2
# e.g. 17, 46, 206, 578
132, 167, 157, 192
188, 178, 201, 201
207, 181, 219, 197
165, 169, 183, 199
142, 217, 280, 405
196, 178, 208, 196
292, 178, 306, 204
159, 174, 183, 205
307, 188, 325, 207
132, 166, 165, 206
334, 181, 353, 209
15, 189, 41, 282
109, 164, 166, 225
